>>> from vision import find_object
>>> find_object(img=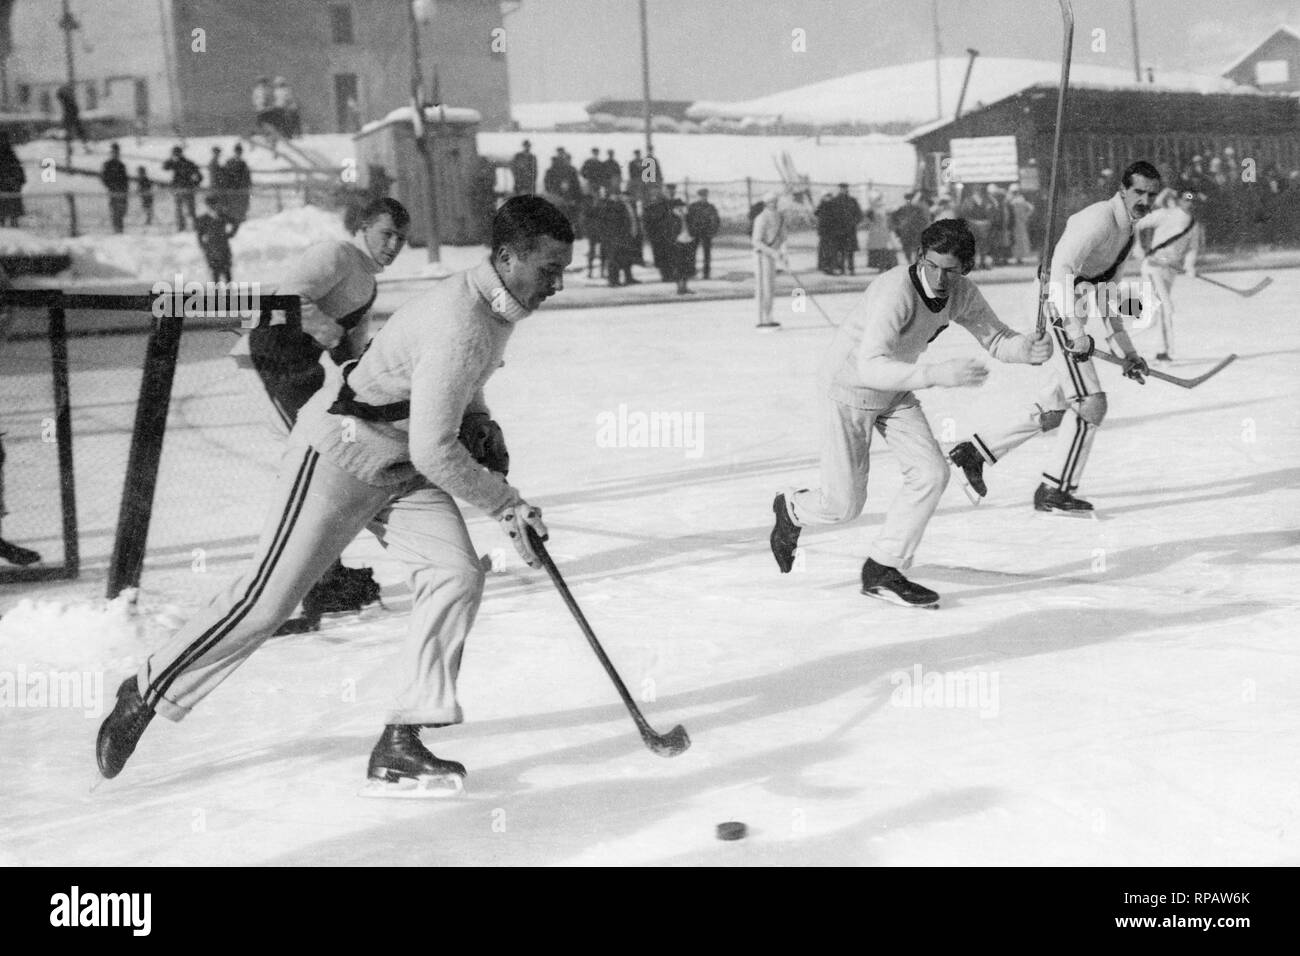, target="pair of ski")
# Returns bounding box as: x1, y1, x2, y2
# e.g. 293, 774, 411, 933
361, 529, 691, 799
